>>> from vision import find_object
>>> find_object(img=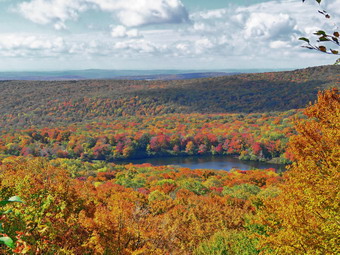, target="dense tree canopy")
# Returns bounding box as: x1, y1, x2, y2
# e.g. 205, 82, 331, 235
257, 88, 340, 254
0, 65, 339, 130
